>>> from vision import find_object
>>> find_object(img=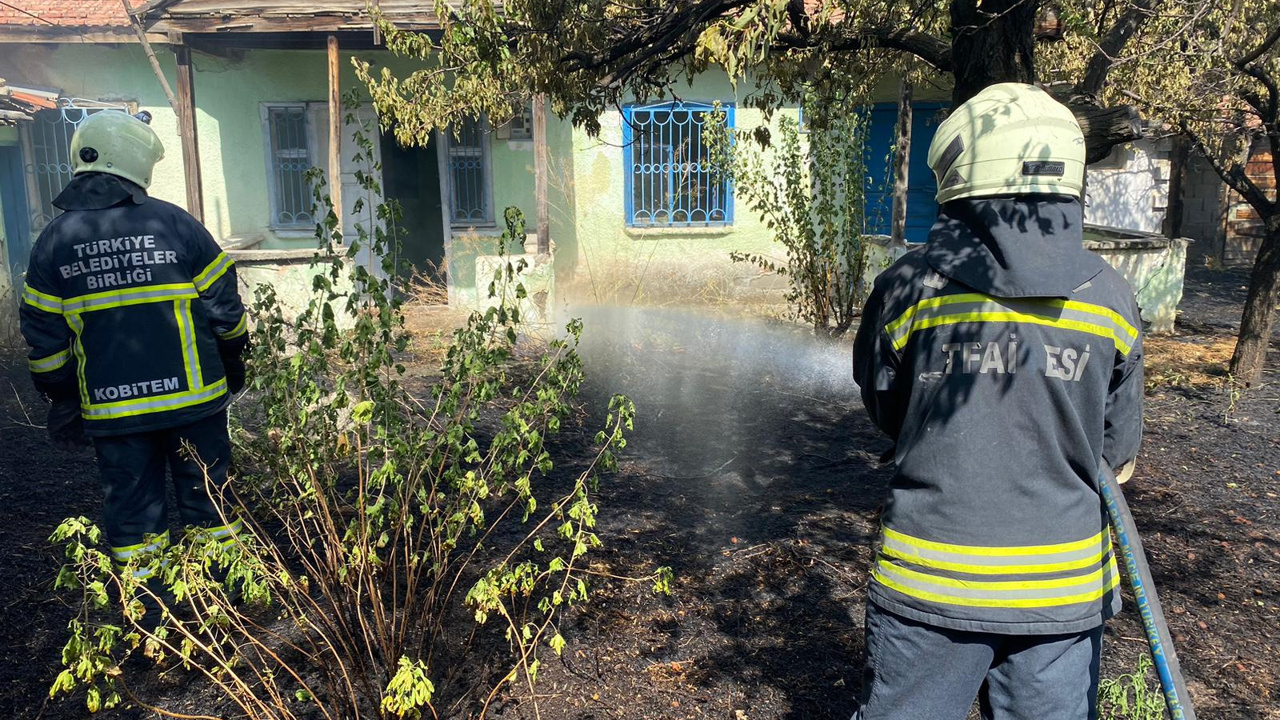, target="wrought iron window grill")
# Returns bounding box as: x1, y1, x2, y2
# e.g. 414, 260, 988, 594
623, 101, 733, 228
265, 105, 314, 229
